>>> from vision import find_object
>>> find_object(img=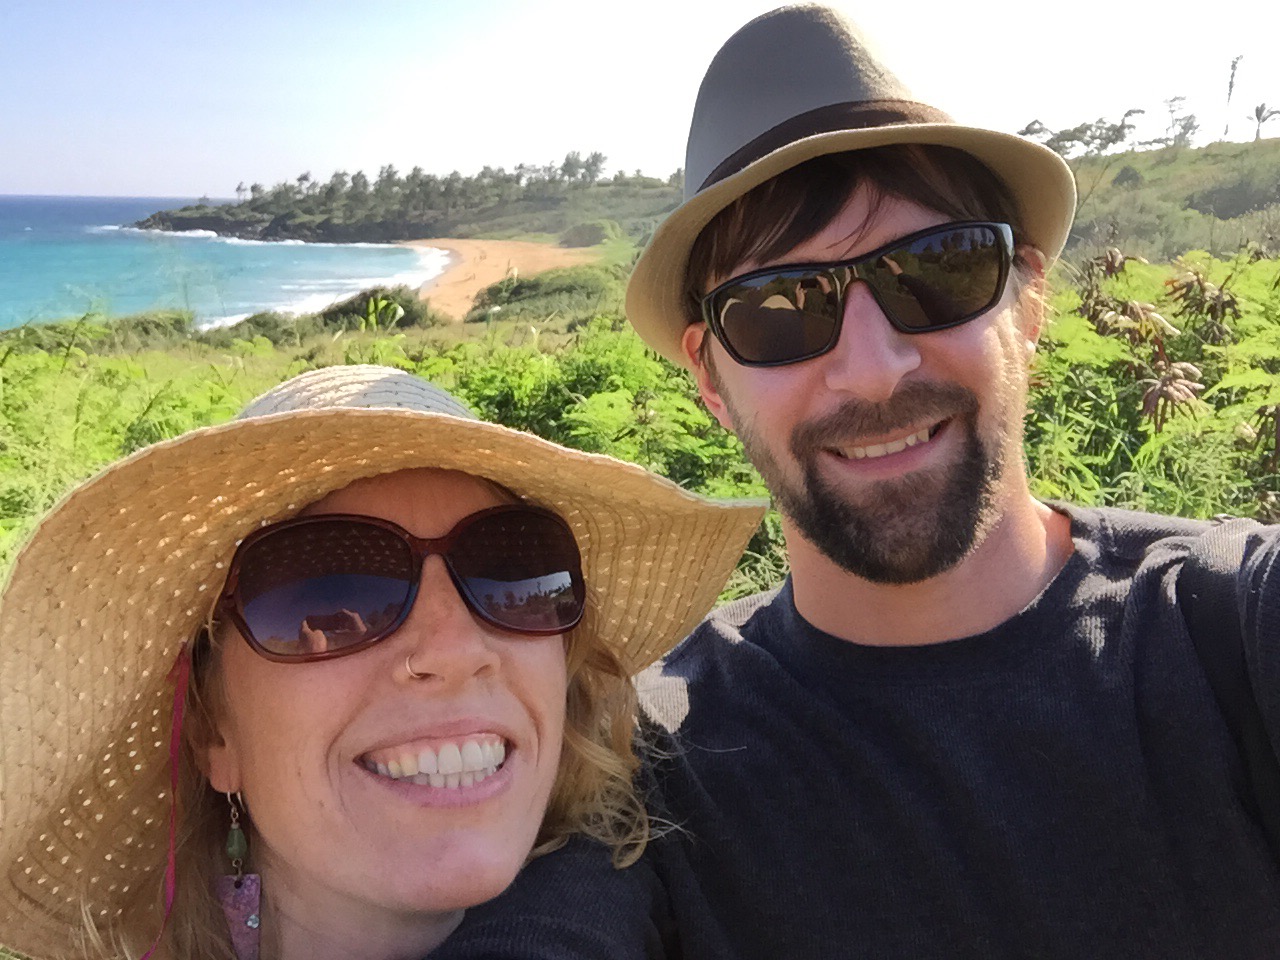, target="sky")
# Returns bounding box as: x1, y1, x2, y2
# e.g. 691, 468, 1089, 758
2, 0, 1278, 197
